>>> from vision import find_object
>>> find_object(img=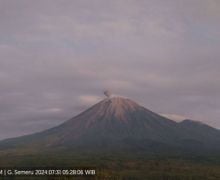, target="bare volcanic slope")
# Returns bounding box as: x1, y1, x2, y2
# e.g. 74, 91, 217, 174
0, 97, 220, 153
